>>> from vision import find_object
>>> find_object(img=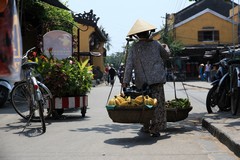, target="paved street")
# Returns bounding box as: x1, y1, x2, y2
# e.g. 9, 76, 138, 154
0, 80, 239, 160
